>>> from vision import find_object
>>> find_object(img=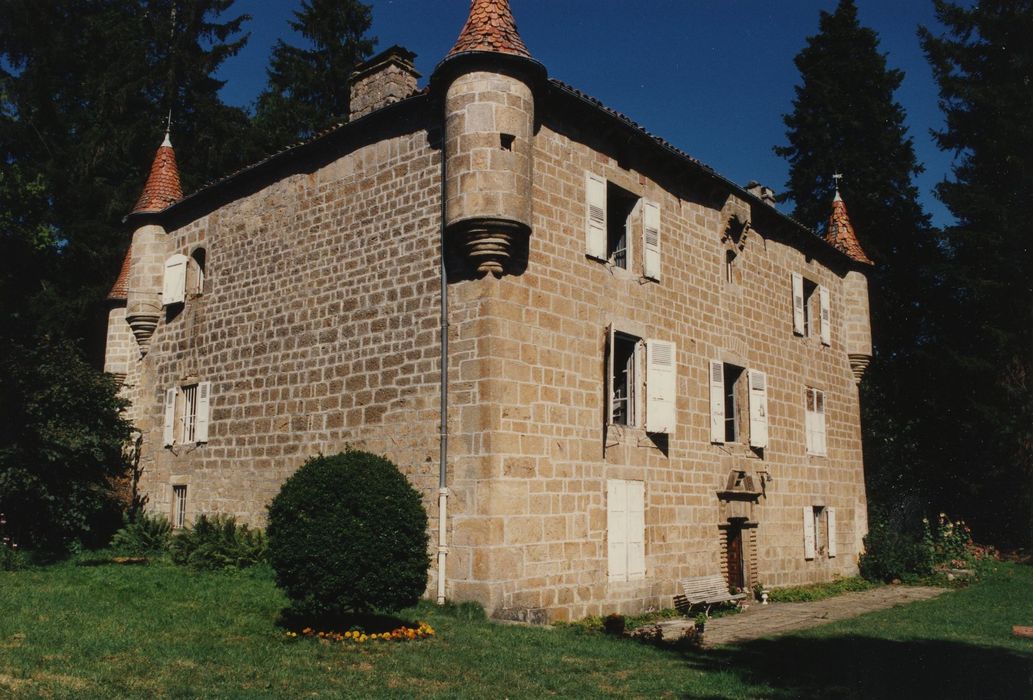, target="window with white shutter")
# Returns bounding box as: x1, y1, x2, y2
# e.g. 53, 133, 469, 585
163, 387, 177, 447
608, 479, 645, 581
748, 370, 768, 449
792, 273, 805, 335
194, 381, 211, 443
163, 254, 188, 306
642, 200, 661, 280
709, 360, 725, 444
645, 340, 676, 434
181, 384, 197, 443
609, 330, 638, 426
805, 387, 827, 456
819, 286, 831, 346
827, 507, 837, 558
586, 173, 607, 260
803, 506, 816, 560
